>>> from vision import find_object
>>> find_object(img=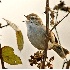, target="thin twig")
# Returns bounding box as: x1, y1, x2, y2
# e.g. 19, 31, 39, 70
0, 44, 7, 69
55, 11, 67, 60
50, 12, 69, 32
62, 62, 67, 69
55, 11, 61, 45
0, 24, 9, 28
50, 12, 69, 60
